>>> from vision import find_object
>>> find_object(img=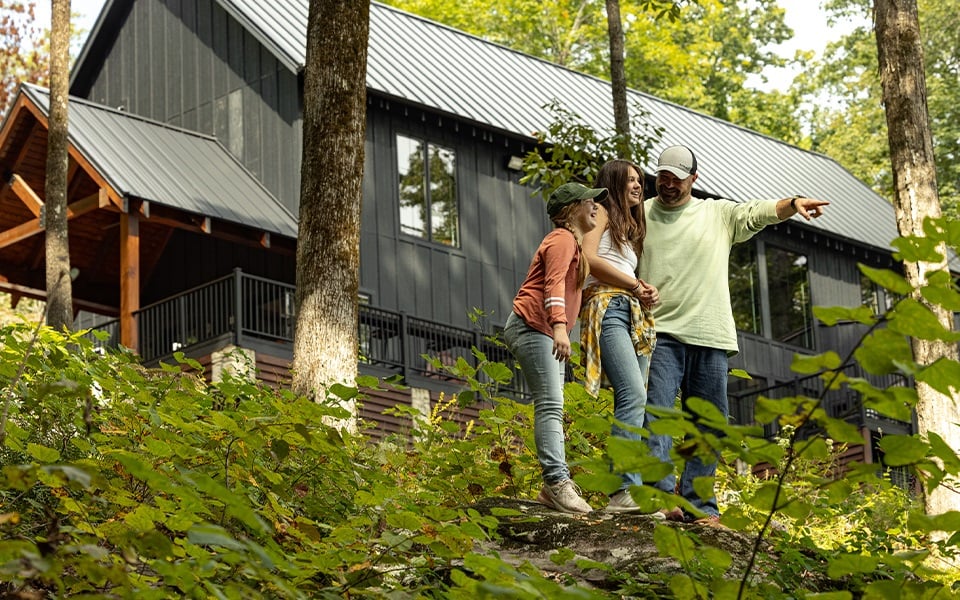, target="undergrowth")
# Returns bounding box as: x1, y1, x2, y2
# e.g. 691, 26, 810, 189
1, 218, 960, 598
